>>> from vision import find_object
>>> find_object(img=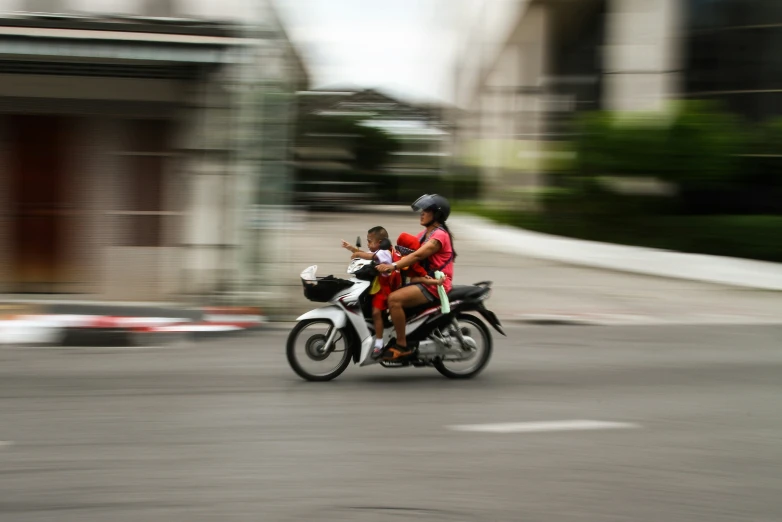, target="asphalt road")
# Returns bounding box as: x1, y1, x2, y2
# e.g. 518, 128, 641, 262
1, 324, 781, 521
